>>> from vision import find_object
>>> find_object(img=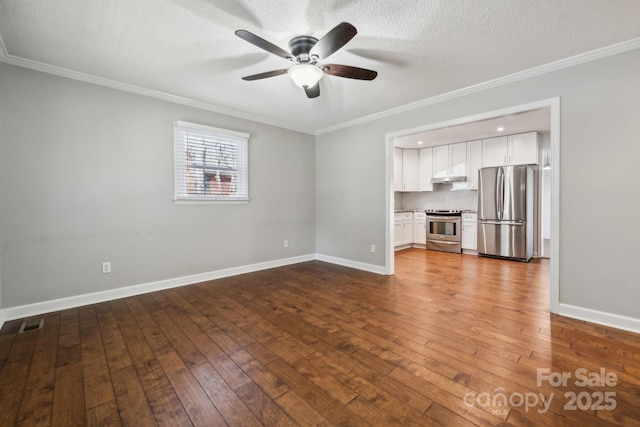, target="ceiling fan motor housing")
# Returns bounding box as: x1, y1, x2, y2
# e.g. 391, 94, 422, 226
289, 36, 319, 63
